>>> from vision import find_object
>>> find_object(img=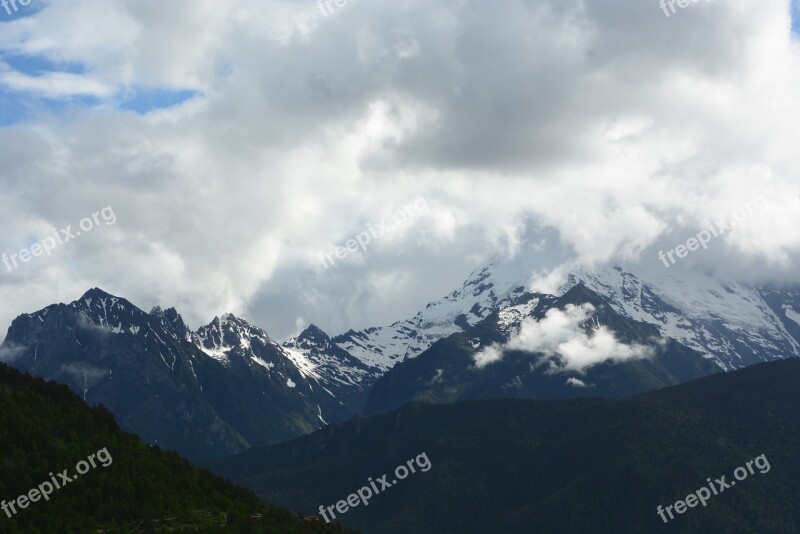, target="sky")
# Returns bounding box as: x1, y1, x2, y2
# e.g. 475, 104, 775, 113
0, 0, 799, 340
